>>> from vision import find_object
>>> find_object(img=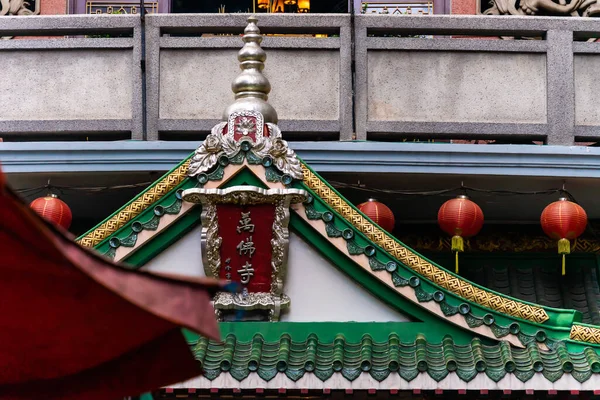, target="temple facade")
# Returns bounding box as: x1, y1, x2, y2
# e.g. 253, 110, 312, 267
2, 0, 600, 396
56, 17, 600, 399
